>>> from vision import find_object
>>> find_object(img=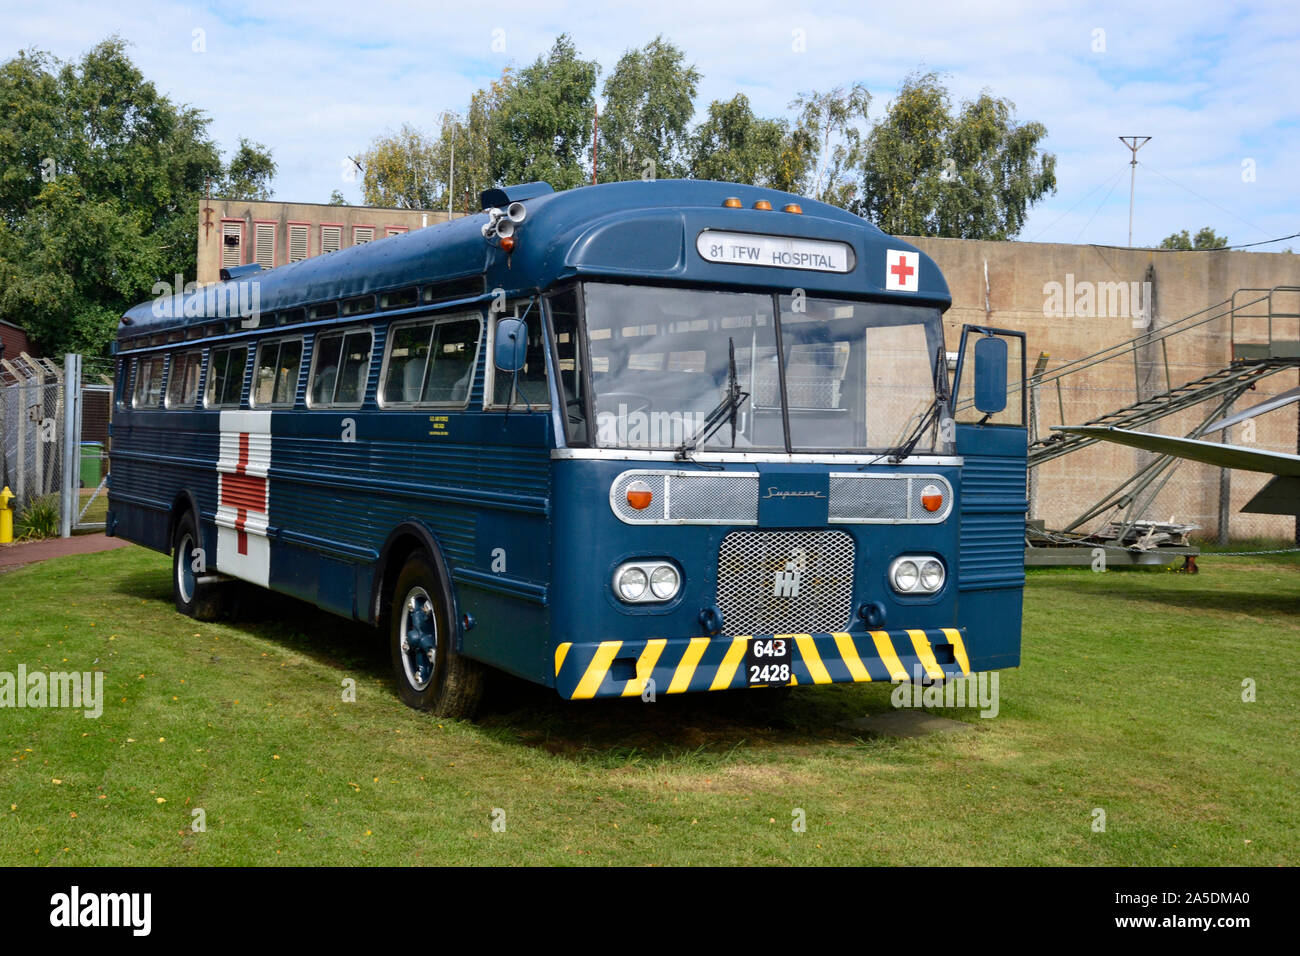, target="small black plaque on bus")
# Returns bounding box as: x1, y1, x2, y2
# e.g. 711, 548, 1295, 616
746, 636, 792, 687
